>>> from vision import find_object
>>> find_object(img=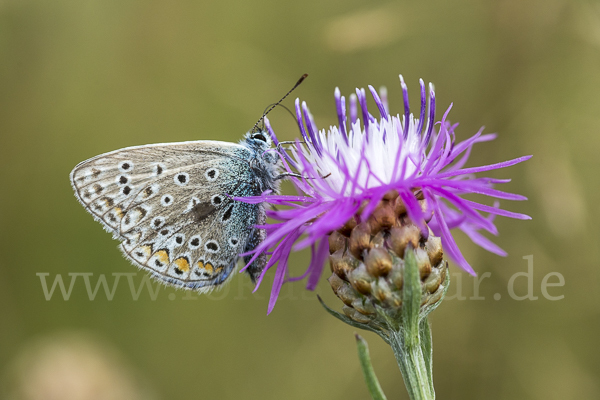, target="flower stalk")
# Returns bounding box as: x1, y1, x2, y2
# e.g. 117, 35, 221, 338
321, 246, 448, 400
392, 249, 439, 400
389, 326, 434, 400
